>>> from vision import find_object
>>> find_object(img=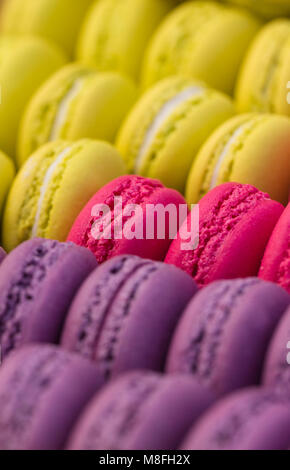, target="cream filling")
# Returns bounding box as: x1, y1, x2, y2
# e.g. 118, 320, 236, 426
209, 120, 256, 190
49, 78, 85, 140
135, 86, 206, 173
31, 145, 73, 237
